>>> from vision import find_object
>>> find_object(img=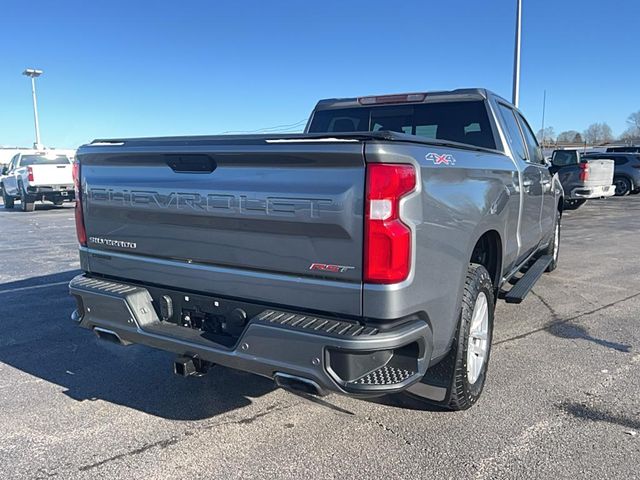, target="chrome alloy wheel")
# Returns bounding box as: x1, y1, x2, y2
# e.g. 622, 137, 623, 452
467, 292, 489, 384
